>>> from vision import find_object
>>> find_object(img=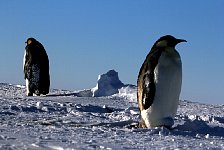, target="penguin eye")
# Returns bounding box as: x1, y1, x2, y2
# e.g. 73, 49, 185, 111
156, 40, 168, 47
